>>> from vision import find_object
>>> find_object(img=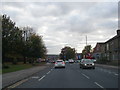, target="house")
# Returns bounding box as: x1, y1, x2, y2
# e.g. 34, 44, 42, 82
93, 42, 105, 60
93, 30, 120, 61
105, 30, 120, 61
76, 53, 82, 60
46, 54, 59, 61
